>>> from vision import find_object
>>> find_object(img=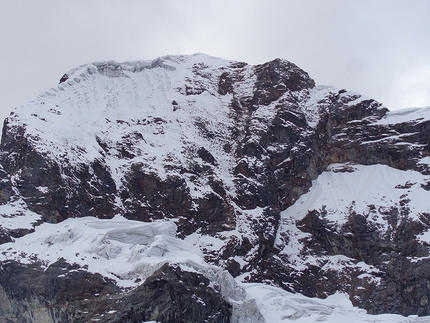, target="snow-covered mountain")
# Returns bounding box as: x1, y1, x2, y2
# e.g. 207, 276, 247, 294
1, 53, 430, 322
